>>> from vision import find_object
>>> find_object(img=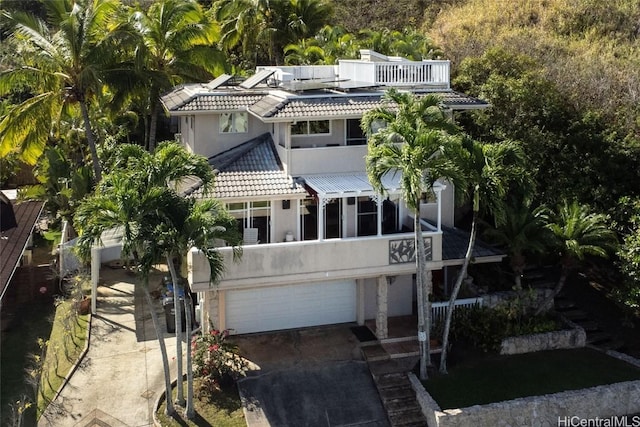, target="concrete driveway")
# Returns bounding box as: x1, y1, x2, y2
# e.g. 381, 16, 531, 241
231, 326, 390, 427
